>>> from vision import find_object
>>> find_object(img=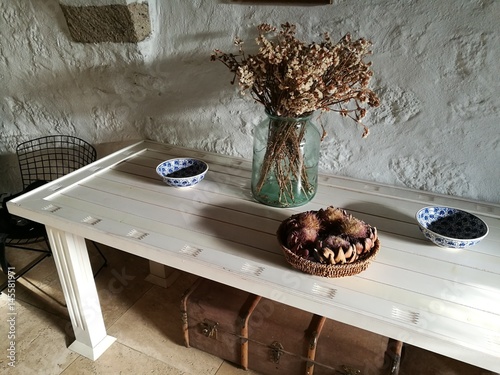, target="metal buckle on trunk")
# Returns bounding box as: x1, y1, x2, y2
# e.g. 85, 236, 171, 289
336, 365, 361, 375
269, 341, 284, 364
200, 319, 218, 339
